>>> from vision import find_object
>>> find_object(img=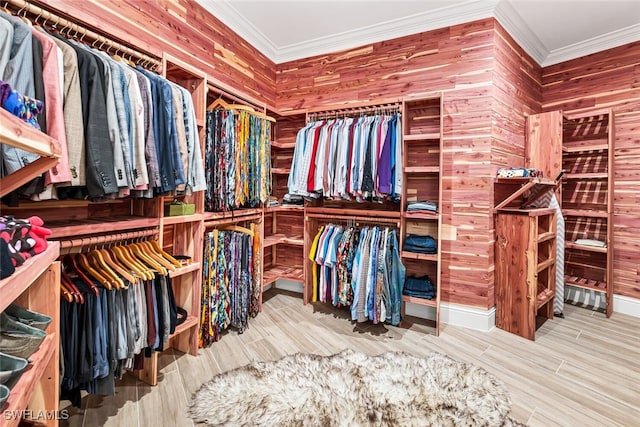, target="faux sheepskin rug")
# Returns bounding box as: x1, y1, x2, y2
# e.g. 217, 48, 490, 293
189, 349, 524, 426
